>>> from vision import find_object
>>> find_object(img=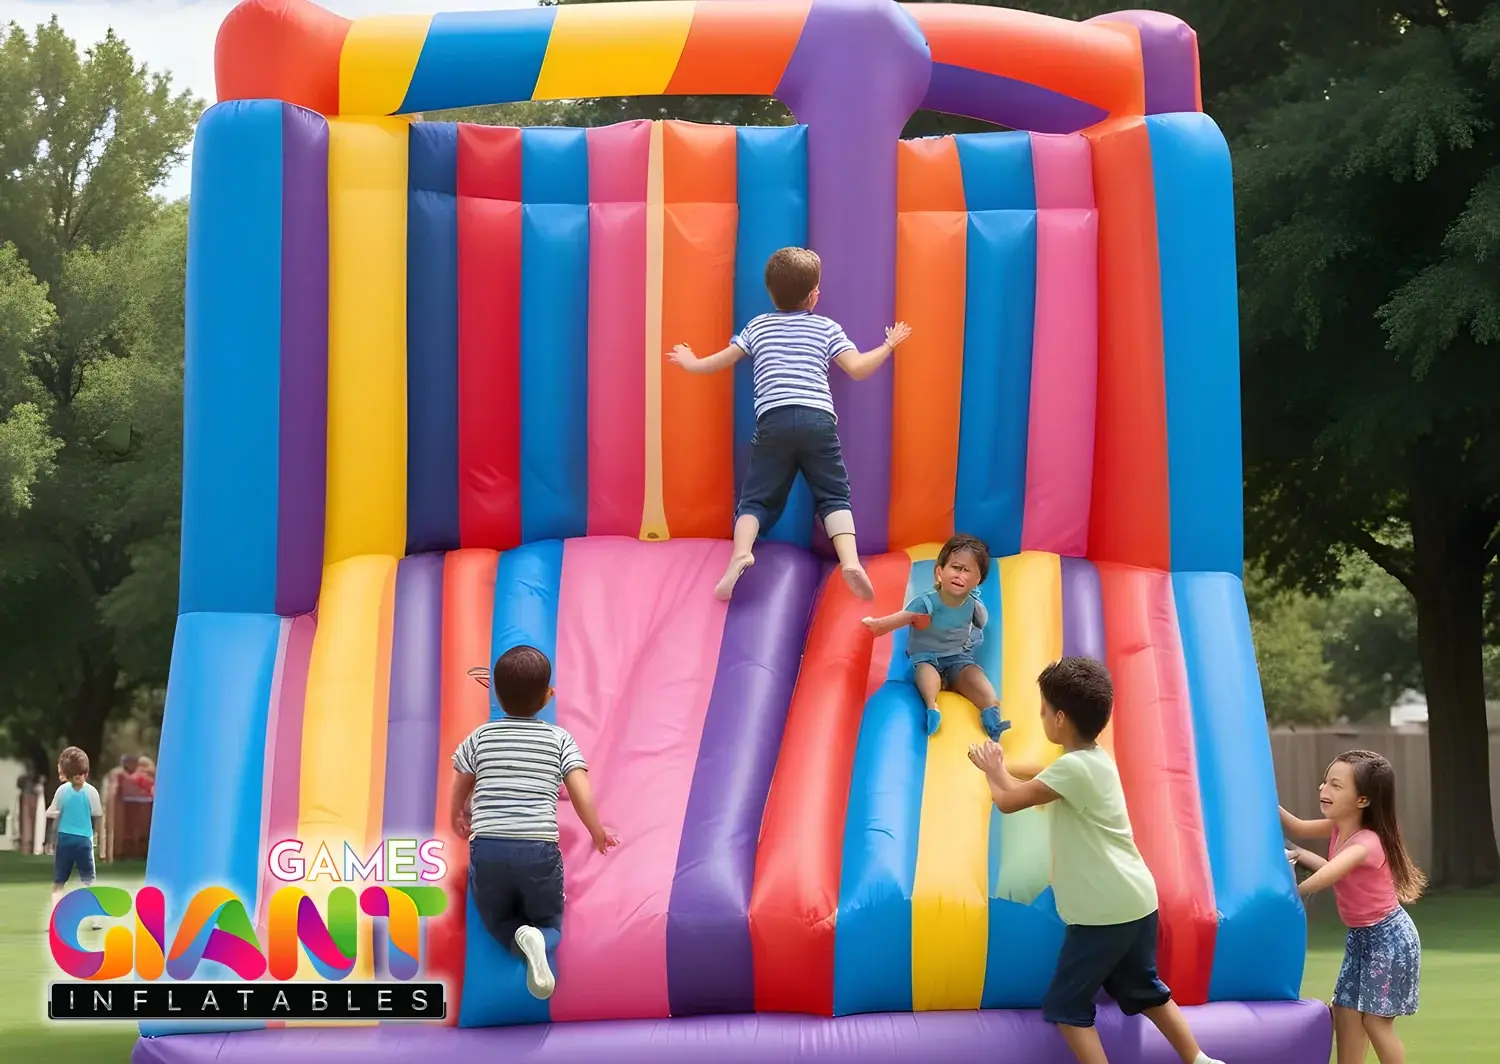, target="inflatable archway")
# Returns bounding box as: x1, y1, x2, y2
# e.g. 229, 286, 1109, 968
139, 1, 1332, 1061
